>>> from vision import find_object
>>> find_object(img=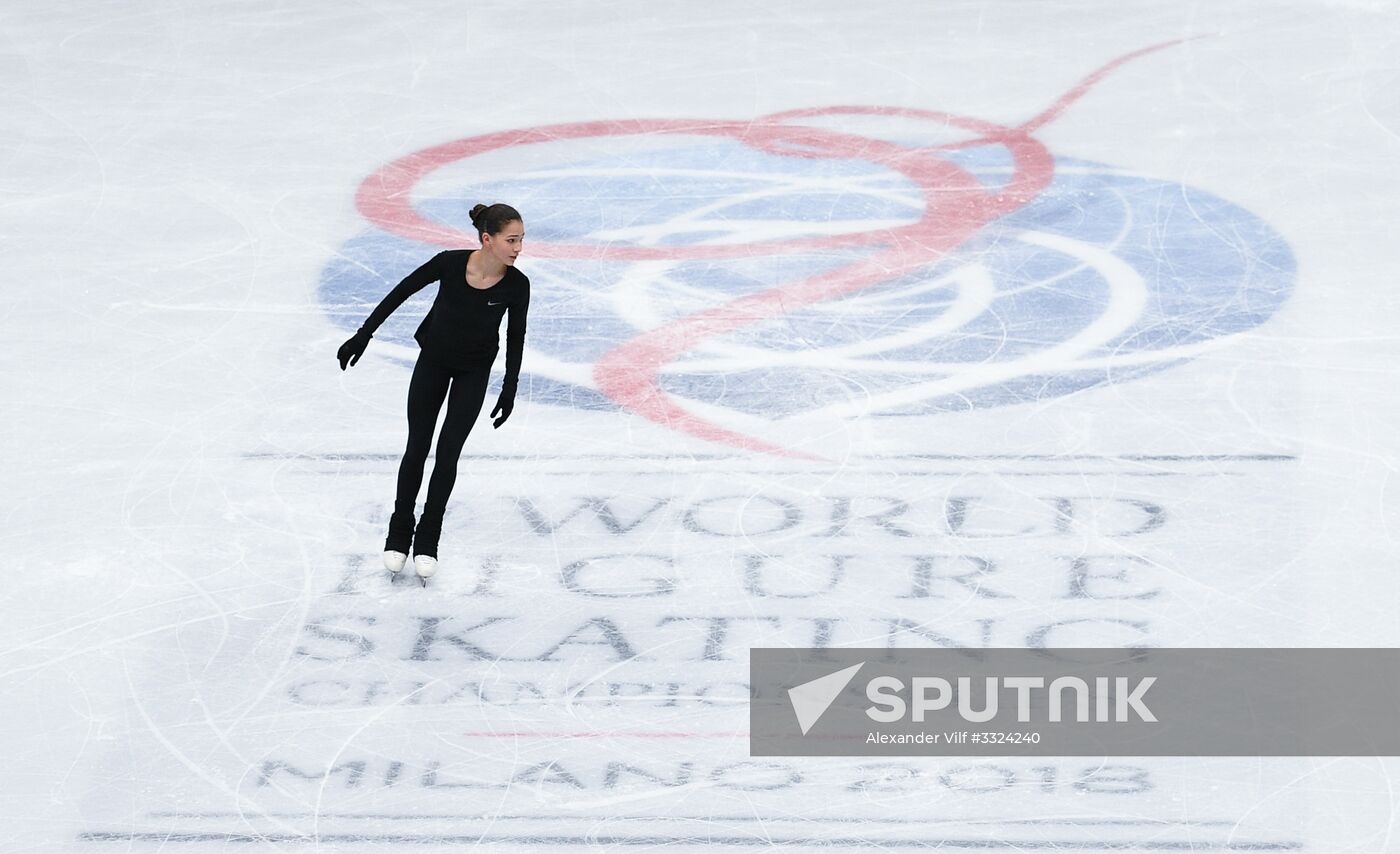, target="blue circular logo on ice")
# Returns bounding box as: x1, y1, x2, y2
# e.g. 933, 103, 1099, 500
320, 141, 1294, 418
